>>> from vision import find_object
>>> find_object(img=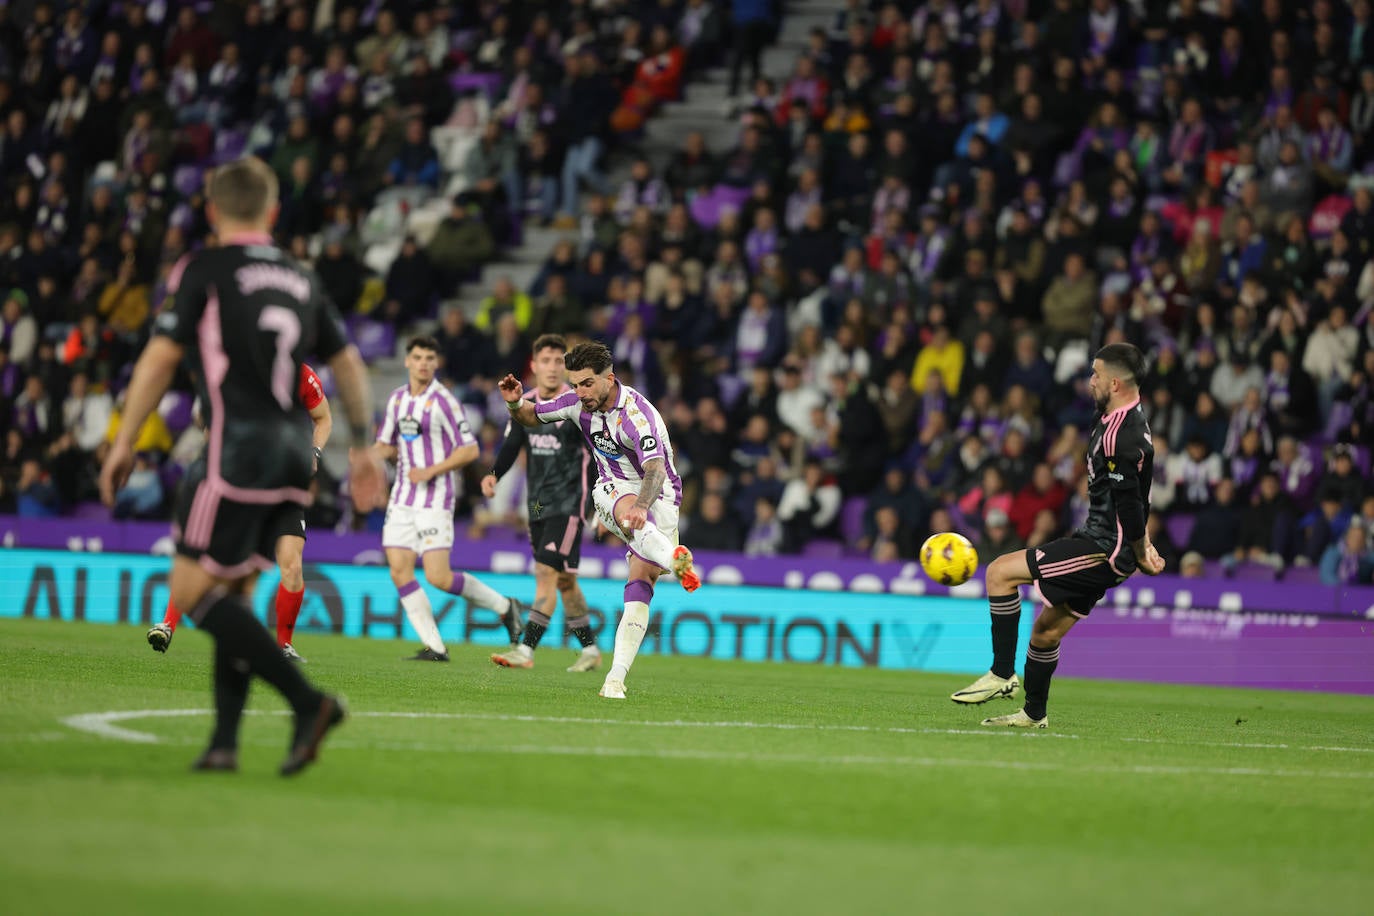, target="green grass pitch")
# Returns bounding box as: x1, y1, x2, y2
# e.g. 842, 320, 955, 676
1, 617, 1372, 915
